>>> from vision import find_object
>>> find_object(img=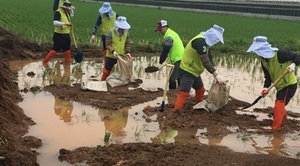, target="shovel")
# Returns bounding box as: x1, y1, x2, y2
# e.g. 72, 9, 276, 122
158, 64, 174, 112
70, 27, 83, 63
242, 69, 289, 110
